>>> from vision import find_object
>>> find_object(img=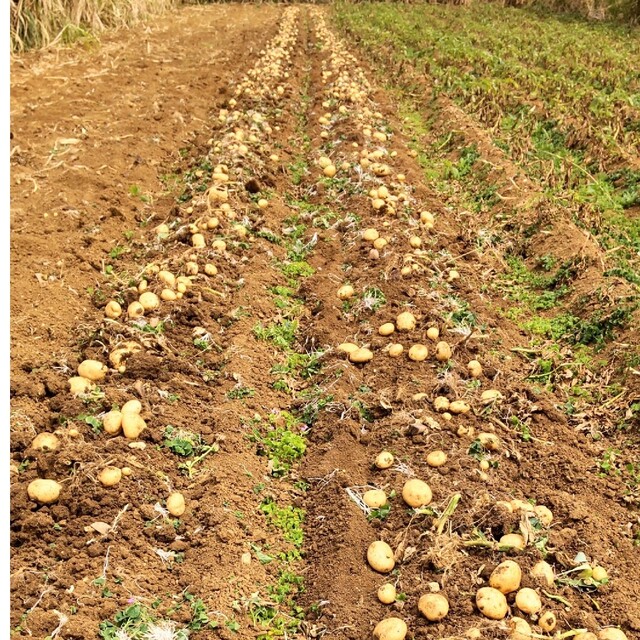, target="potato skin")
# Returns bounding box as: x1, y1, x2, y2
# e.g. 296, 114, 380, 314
489, 560, 522, 594
402, 479, 432, 508
418, 593, 449, 621
367, 541, 395, 573
476, 587, 508, 620
373, 617, 407, 640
